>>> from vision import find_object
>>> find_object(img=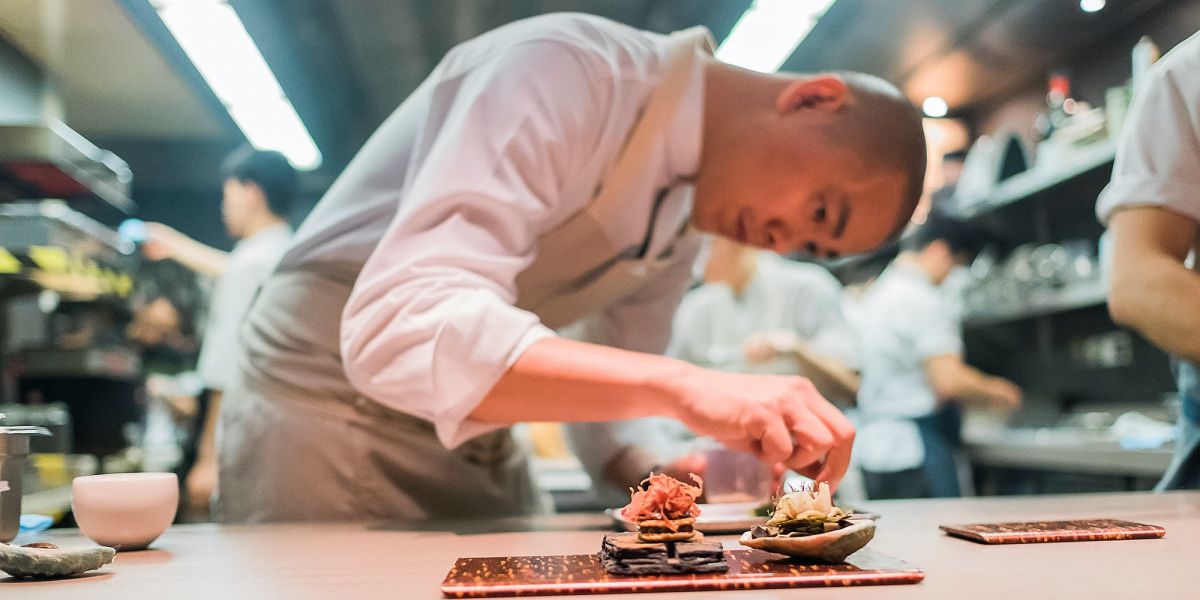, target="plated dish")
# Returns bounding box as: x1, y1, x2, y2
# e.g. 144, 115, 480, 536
600, 473, 876, 576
